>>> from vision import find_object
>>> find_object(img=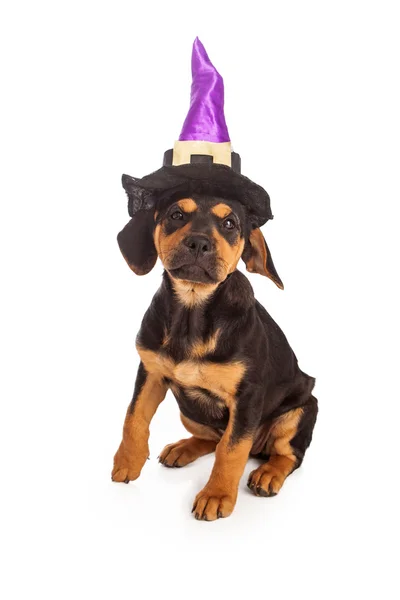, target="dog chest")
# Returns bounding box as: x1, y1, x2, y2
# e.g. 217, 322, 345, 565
137, 346, 245, 403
